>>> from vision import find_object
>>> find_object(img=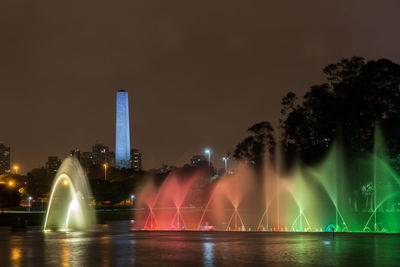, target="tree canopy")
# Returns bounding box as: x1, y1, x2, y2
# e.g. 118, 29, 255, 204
0, 184, 20, 212
280, 57, 400, 165
233, 121, 275, 173
234, 56, 400, 169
